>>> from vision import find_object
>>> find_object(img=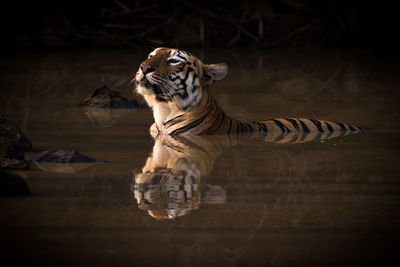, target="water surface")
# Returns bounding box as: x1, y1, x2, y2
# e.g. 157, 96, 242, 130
1, 48, 399, 266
